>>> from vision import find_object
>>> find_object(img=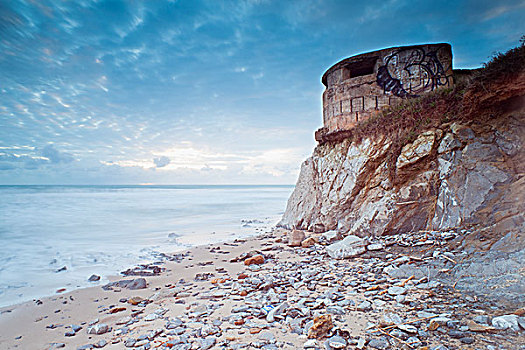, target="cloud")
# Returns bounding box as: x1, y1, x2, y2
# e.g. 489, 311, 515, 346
41, 144, 74, 163
153, 156, 170, 168
0, 0, 523, 185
